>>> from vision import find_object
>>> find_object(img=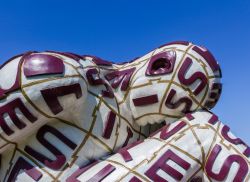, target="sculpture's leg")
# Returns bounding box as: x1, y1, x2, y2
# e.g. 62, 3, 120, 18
64, 110, 250, 182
